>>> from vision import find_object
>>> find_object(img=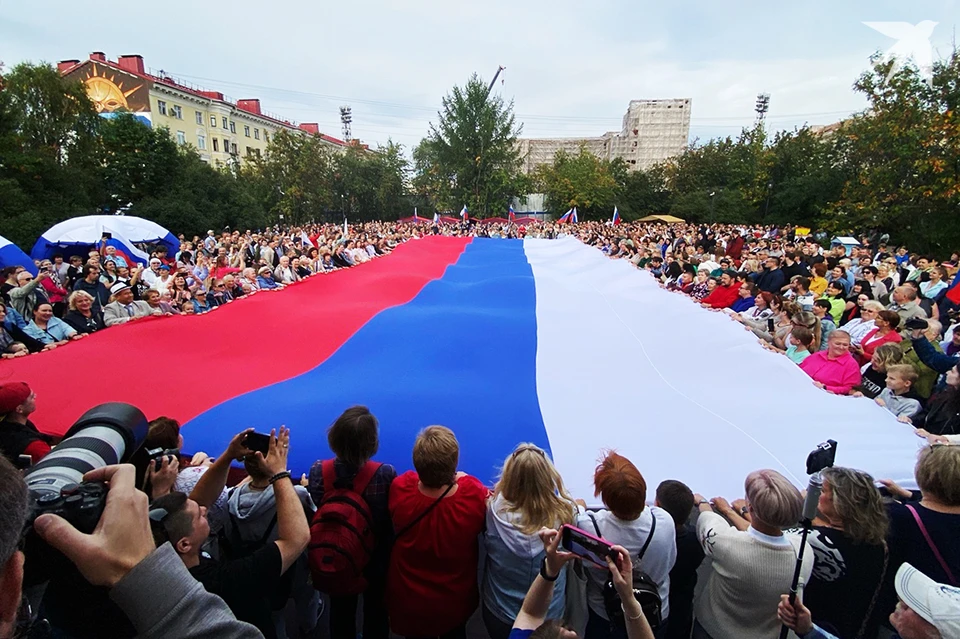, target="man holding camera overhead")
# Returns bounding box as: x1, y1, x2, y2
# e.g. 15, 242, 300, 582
150, 427, 310, 639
